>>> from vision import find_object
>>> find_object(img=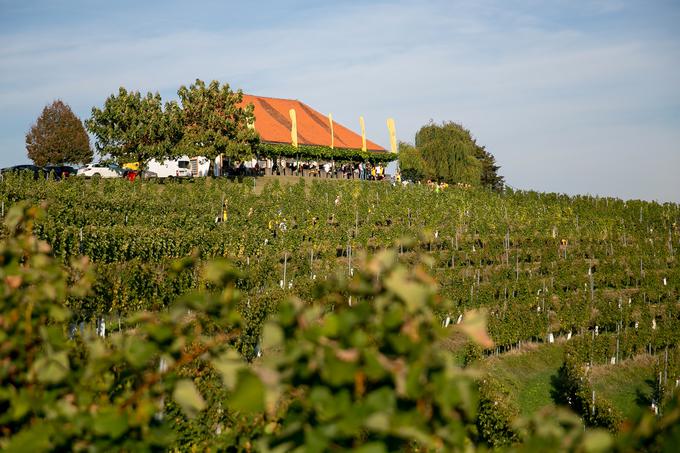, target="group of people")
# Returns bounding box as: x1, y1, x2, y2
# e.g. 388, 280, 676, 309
271, 158, 322, 176
426, 180, 449, 192
216, 156, 395, 183
270, 158, 387, 181
336, 162, 386, 180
